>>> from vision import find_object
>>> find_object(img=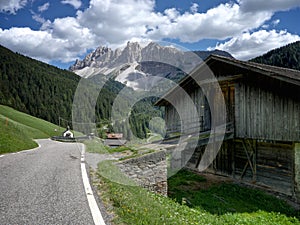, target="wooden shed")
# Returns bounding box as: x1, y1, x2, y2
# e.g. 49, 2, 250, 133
104, 133, 127, 148
155, 55, 300, 200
